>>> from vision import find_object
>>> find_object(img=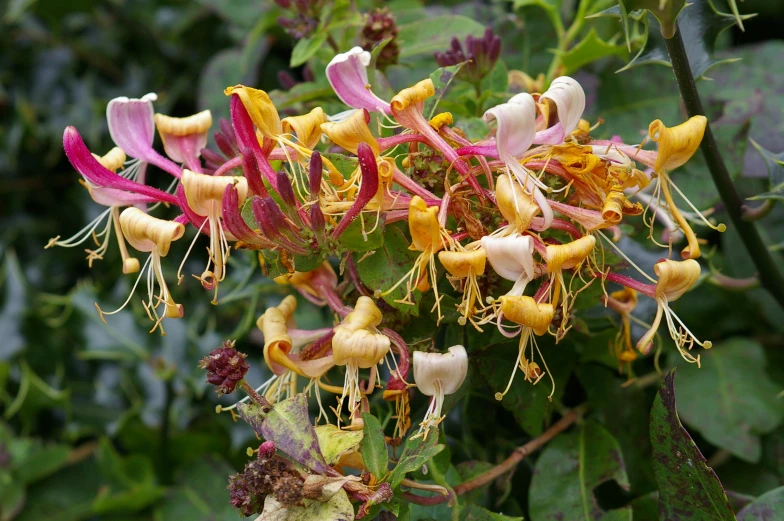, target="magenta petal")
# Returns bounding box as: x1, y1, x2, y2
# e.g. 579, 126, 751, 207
105, 94, 182, 178
326, 47, 391, 114
251, 198, 309, 255
229, 95, 279, 191
175, 184, 209, 233
222, 185, 273, 248
88, 185, 162, 207
331, 142, 379, 239
63, 126, 178, 205
241, 147, 268, 197
309, 152, 322, 198
456, 144, 499, 158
